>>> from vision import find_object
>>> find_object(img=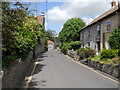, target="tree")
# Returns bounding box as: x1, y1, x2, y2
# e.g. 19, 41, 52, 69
2, 2, 47, 67
2, 2, 28, 55
108, 26, 120, 50
59, 18, 85, 43
46, 29, 57, 41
